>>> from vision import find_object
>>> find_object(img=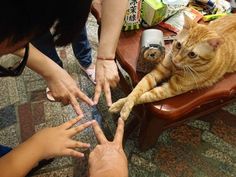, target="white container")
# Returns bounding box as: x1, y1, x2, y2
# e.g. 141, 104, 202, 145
137, 29, 165, 73
230, 0, 236, 8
